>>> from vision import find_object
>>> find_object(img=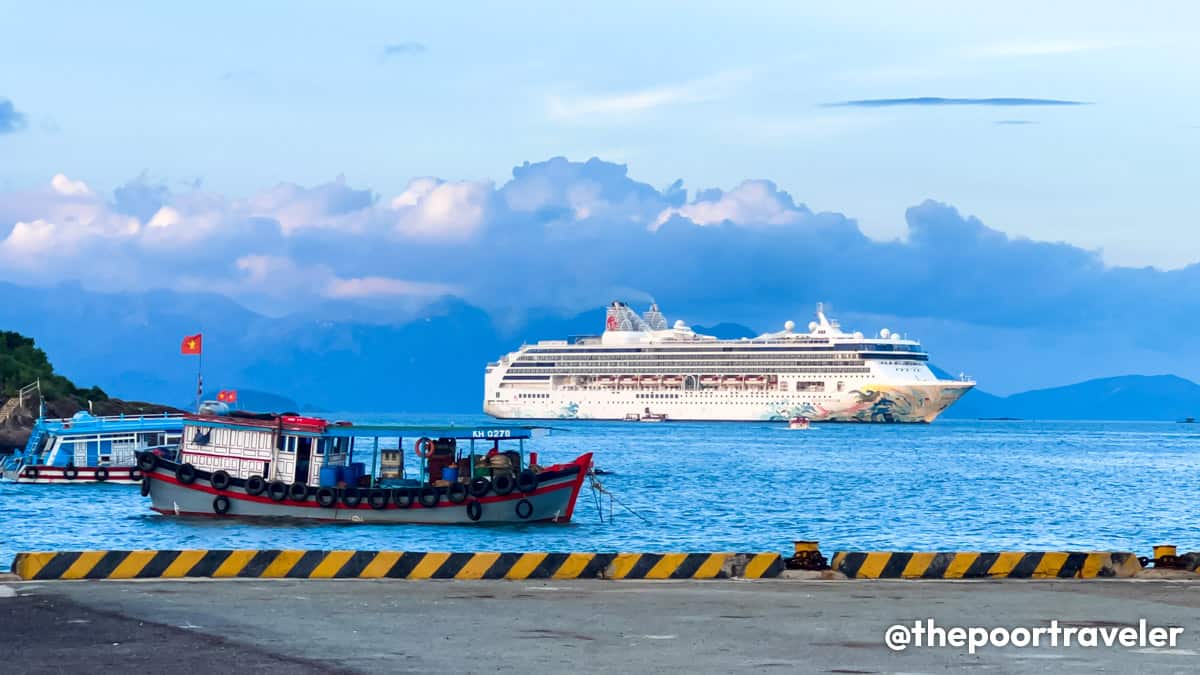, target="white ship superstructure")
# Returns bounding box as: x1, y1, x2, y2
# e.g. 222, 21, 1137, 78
484, 302, 974, 423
